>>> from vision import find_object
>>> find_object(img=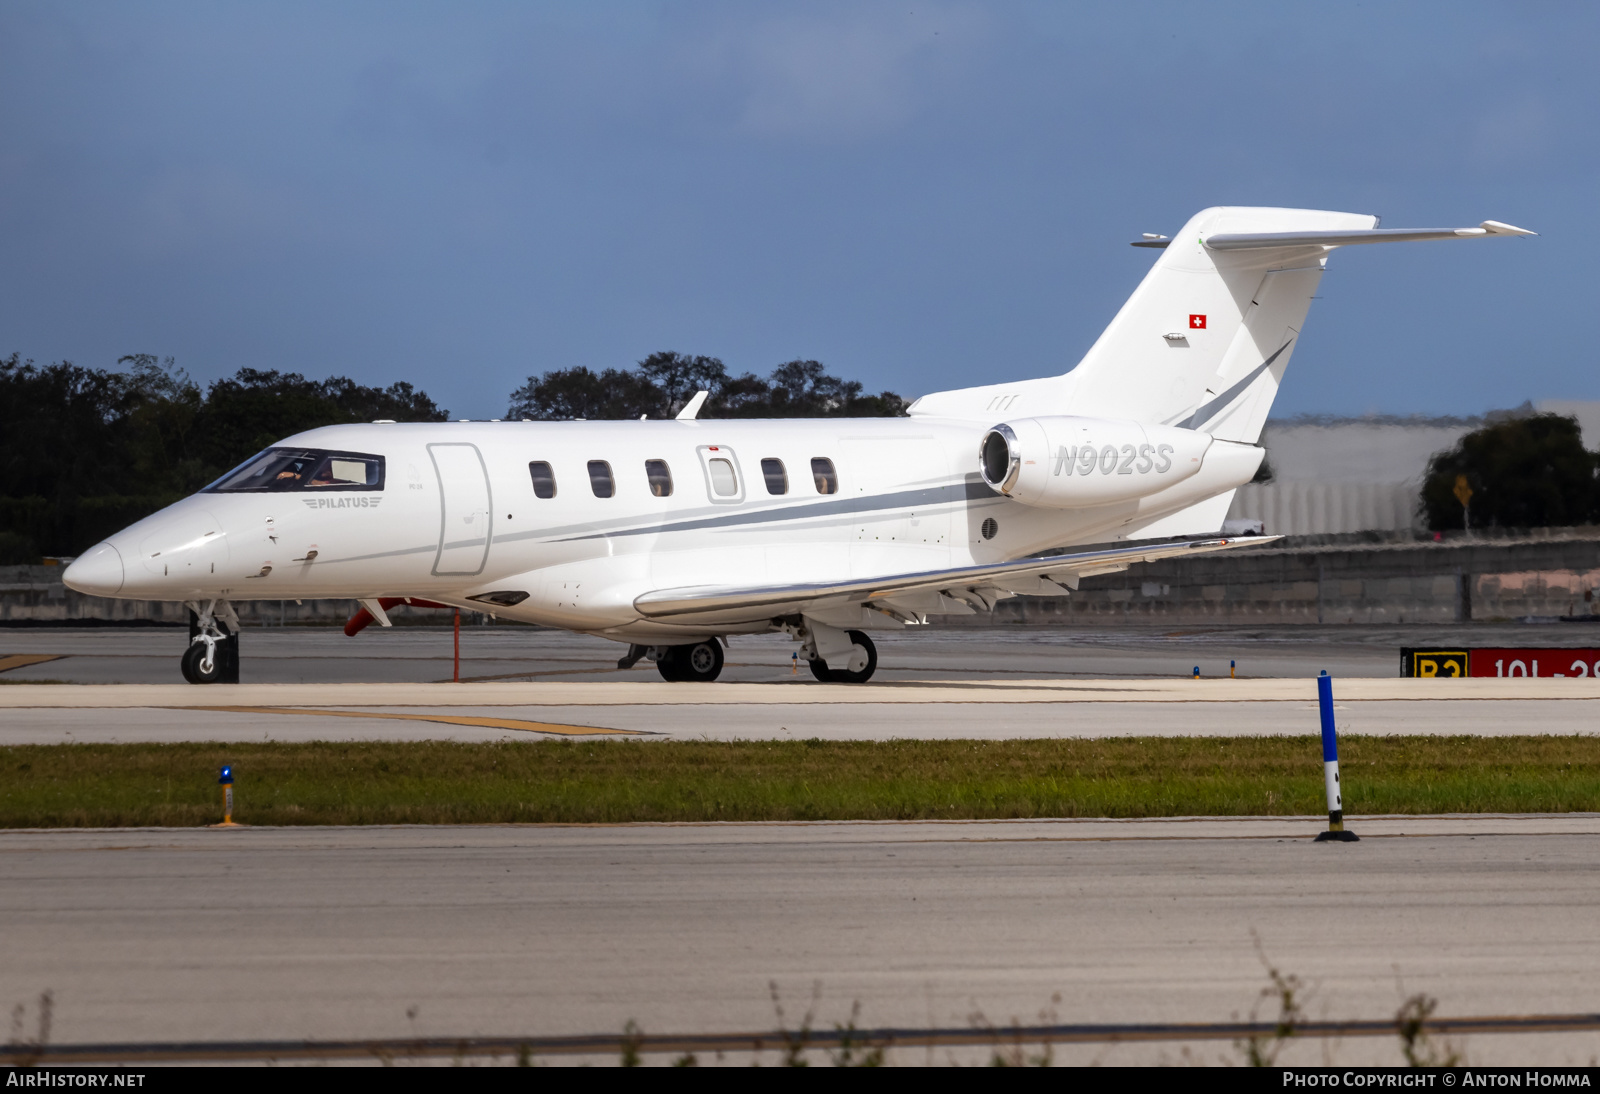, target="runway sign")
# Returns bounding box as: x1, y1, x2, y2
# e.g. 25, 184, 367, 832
1402, 647, 1600, 678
